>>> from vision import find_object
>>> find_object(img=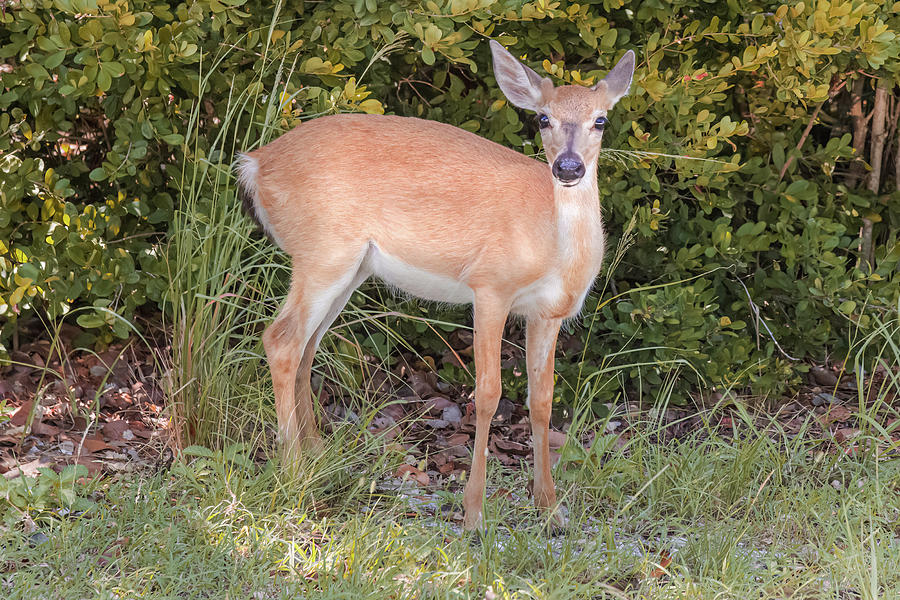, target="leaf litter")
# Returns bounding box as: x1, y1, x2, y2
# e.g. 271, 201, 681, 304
1, 334, 169, 482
